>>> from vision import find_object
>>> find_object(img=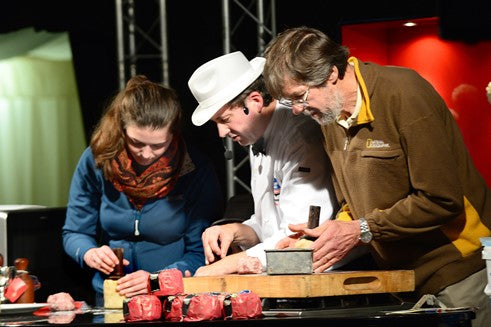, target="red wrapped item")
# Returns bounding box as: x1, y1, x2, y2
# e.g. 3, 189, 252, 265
223, 290, 262, 319
163, 293, 223, 322
123, 294, 162, 322
149, 268, 183, 296
4, 277, 27, 303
